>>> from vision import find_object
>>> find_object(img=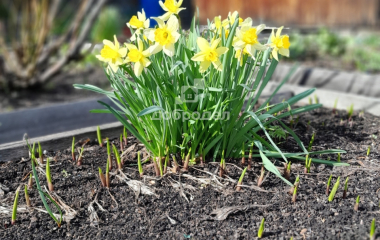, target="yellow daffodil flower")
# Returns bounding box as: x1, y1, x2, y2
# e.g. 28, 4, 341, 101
159, 0, 185, 21
233, 24, 267, 60
269, 26, 290, 61
147, 15, 180, 57
96, 35, 127, 73
226, 11, 243, 27
124, 39, 151, 77
211, 16, 230, 38
127, 9, 150, 41
191, 37, 228, 72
